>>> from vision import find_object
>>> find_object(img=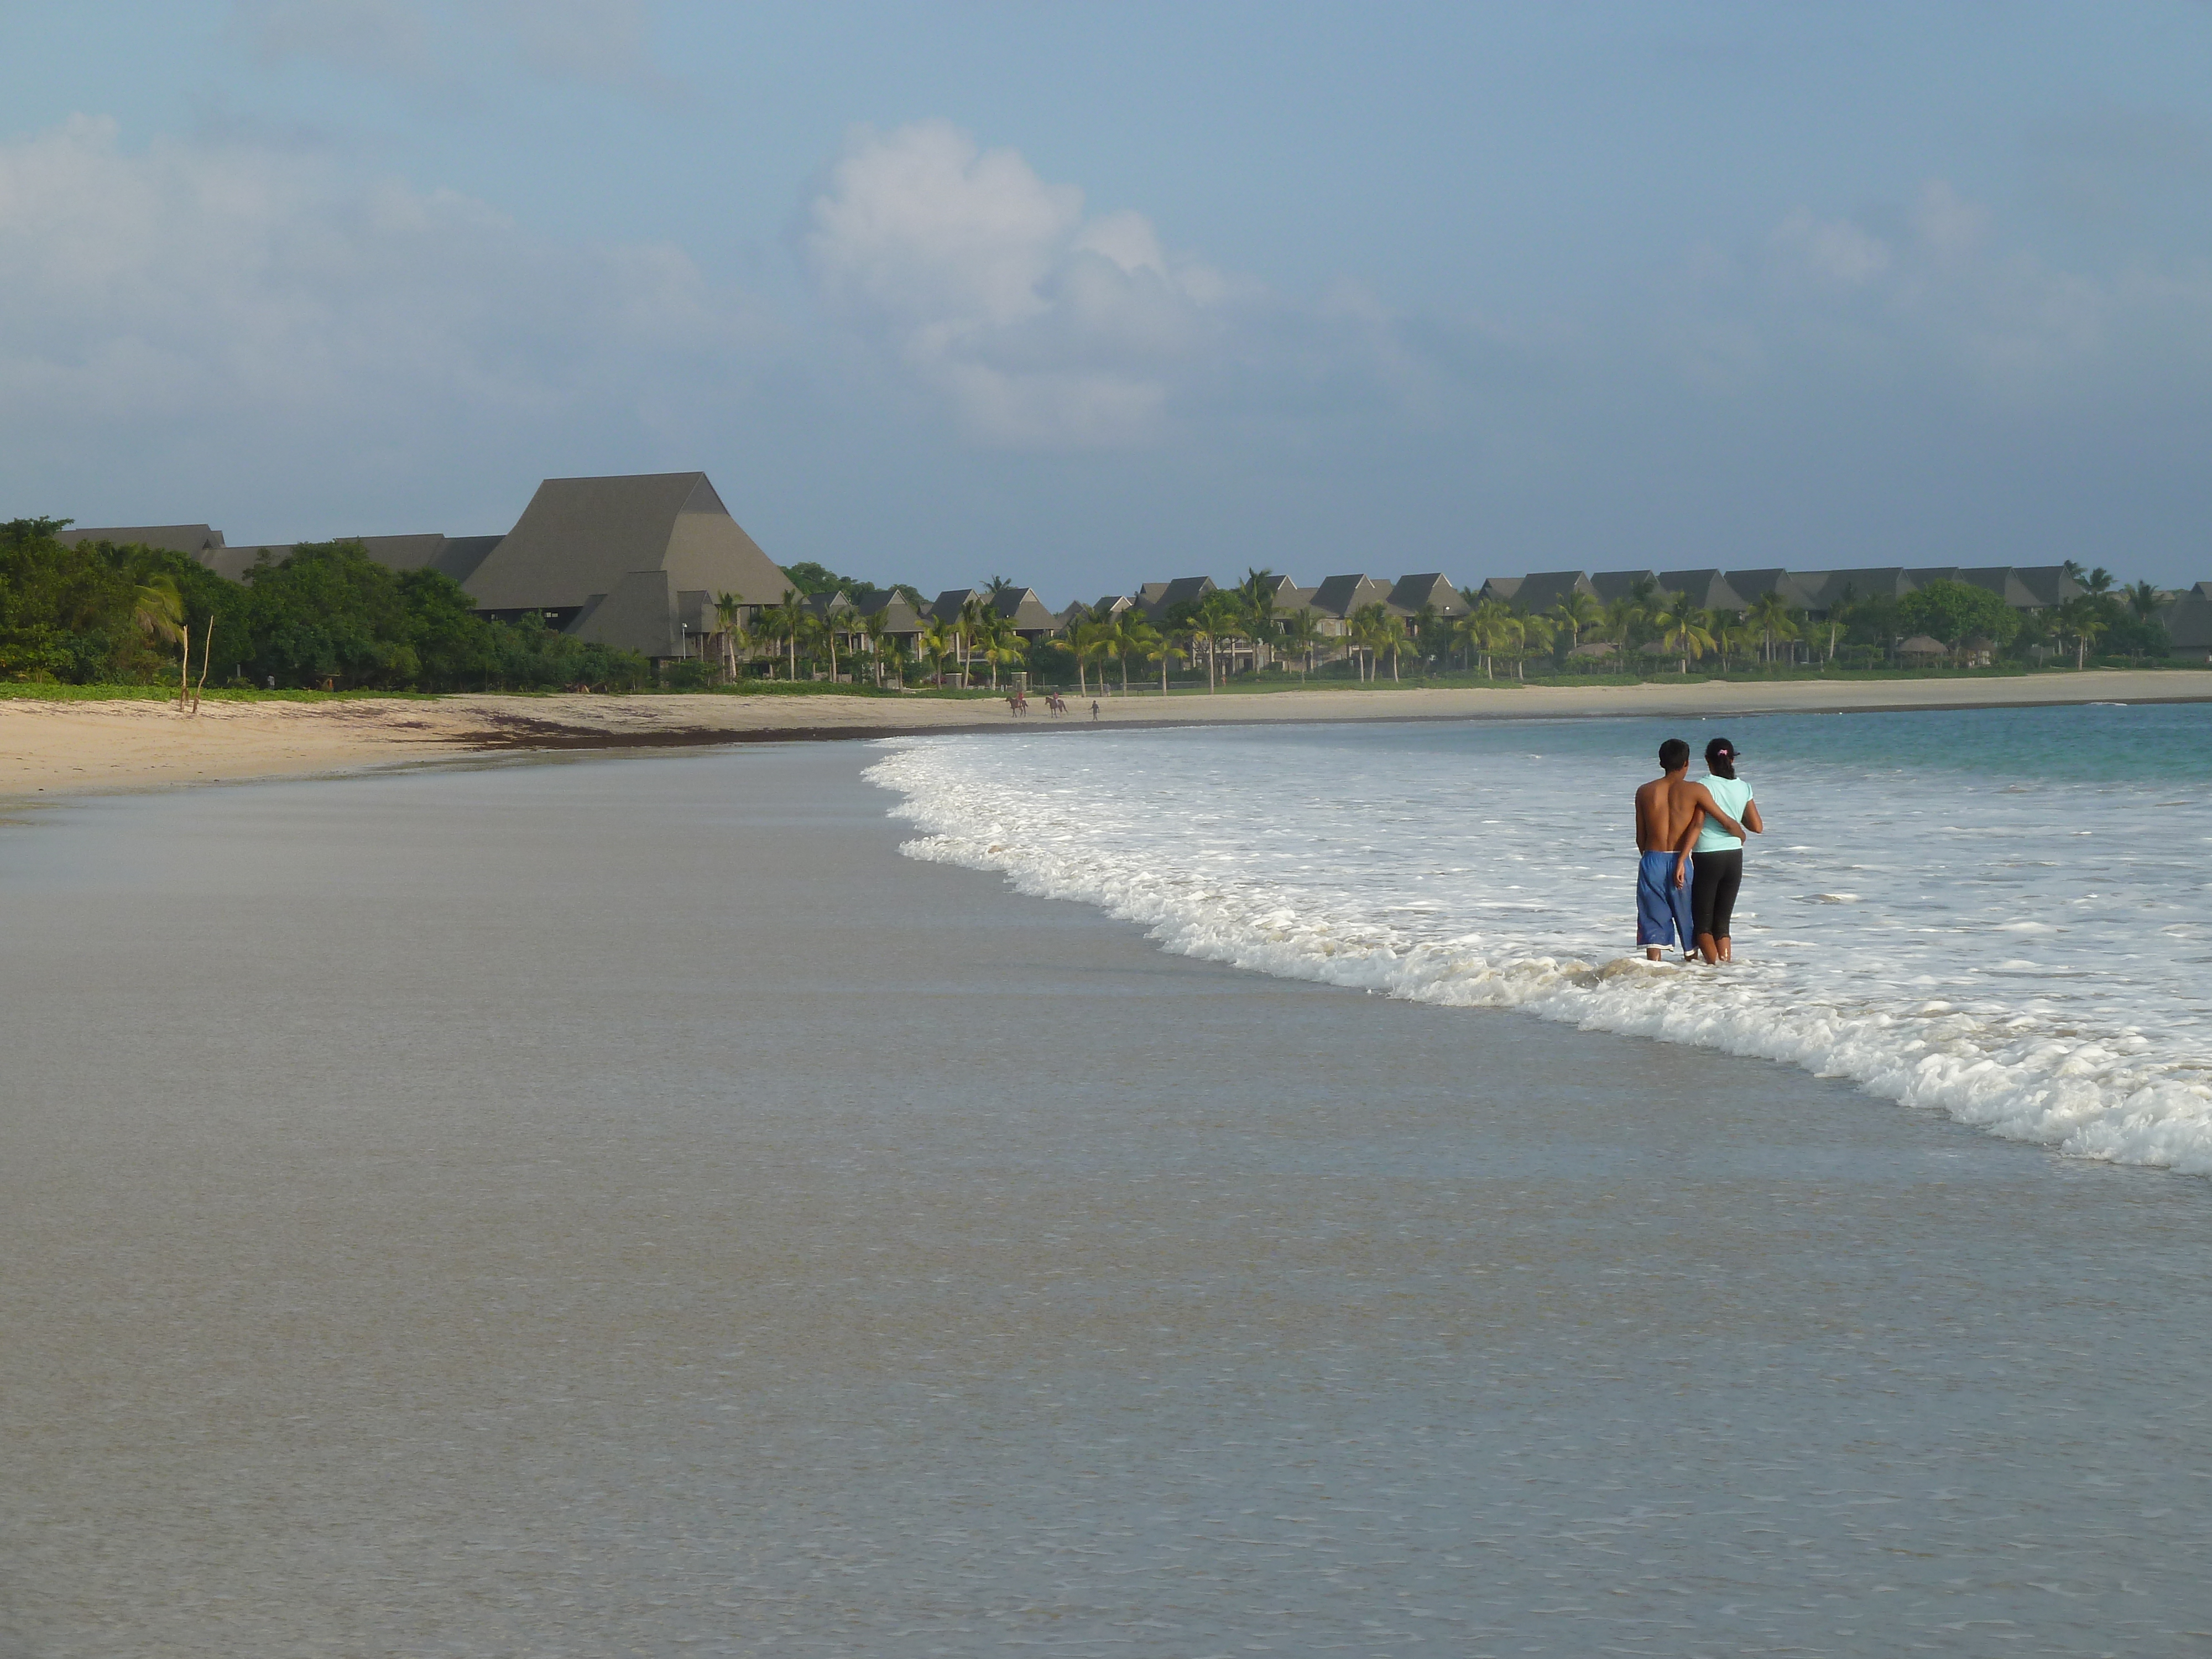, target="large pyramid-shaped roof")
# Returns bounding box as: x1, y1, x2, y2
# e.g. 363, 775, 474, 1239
464, 472, 788, 613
